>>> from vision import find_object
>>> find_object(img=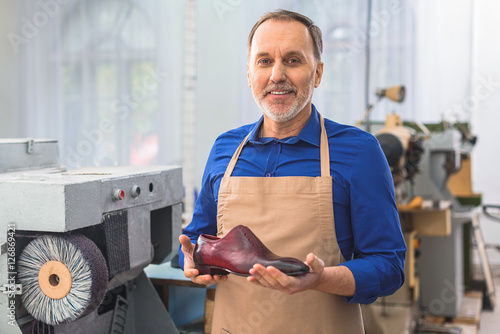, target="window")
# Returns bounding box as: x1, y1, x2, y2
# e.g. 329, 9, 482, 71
57, 0, 159, 167
17, 0, 183, 169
